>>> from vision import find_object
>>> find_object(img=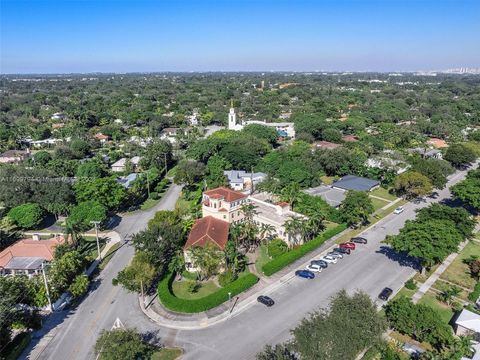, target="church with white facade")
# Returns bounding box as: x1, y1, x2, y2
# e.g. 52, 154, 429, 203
227, 103, 296, 138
